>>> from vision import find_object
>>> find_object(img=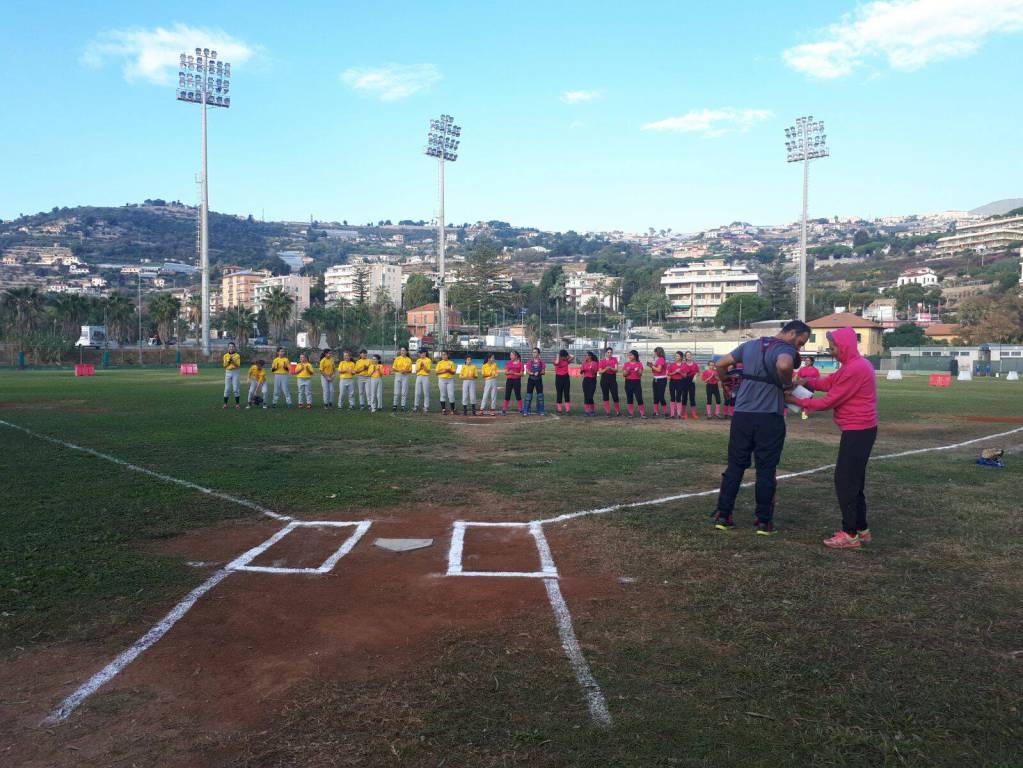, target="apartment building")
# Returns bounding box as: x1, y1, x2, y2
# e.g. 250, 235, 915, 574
896, 267, 939, 287
324, 263, 402, 305
221, 269, 271, 309
254, 274, 312, 315
936, 214, 1023, 257
660, 259, 760, 322
564, 272, 619, 311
